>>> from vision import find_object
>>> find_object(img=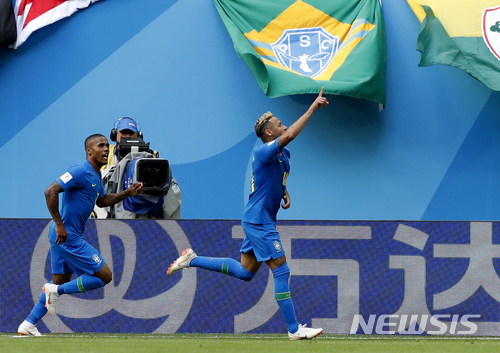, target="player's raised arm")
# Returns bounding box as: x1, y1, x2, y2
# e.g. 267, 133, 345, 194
278, 87, 329, 150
